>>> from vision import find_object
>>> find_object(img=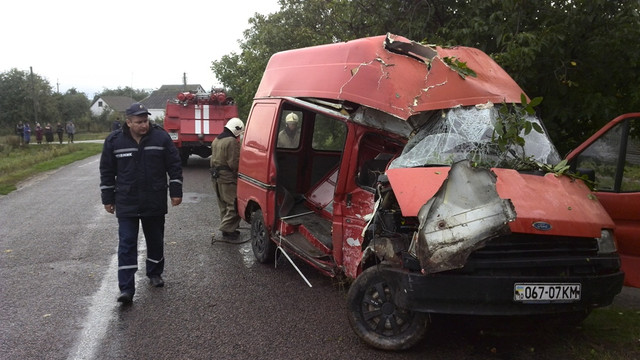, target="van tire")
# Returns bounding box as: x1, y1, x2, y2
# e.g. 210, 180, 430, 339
251, 209, 275, 263
346, 266, 428, 350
